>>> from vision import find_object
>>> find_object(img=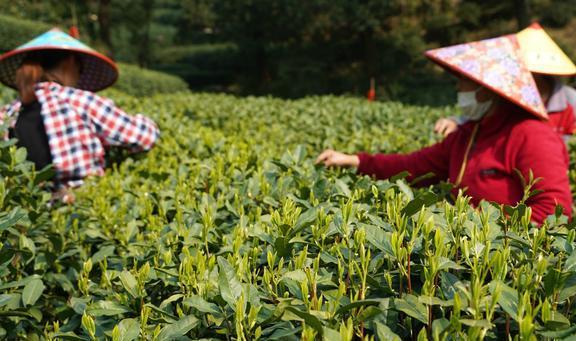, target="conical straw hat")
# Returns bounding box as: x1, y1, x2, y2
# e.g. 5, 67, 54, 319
0, 28, 118, 91
517, 22, 576, 76
425, 34, 548, 120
